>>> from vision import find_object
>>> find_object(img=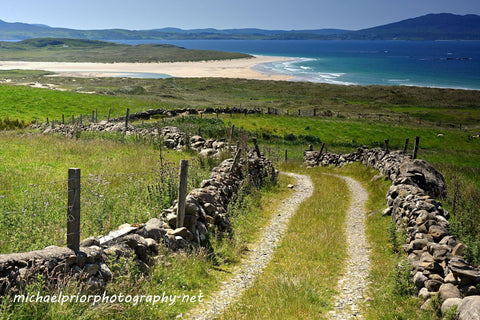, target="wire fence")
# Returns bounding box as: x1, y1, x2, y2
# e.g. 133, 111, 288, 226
0, 159, 214, 254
